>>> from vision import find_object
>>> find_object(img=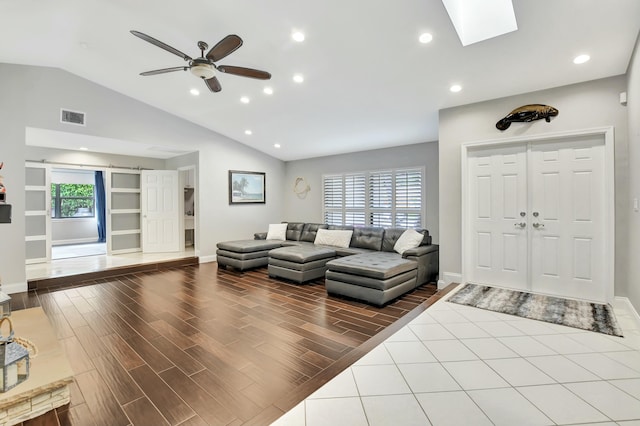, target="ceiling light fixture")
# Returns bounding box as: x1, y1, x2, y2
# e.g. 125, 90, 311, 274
189, 61, 216, 79
441, 0, 517, 46
292, 31, 305, 42
293, 74, 304, 83
573, 54, 590, 64
240, 96, 250, 104
419, 33, 433, 44
190, 88, 200, 96
245, 130, 253, 135
274, 143, 281, 148
450, 84, 462, 93
263, 87, 274, 95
